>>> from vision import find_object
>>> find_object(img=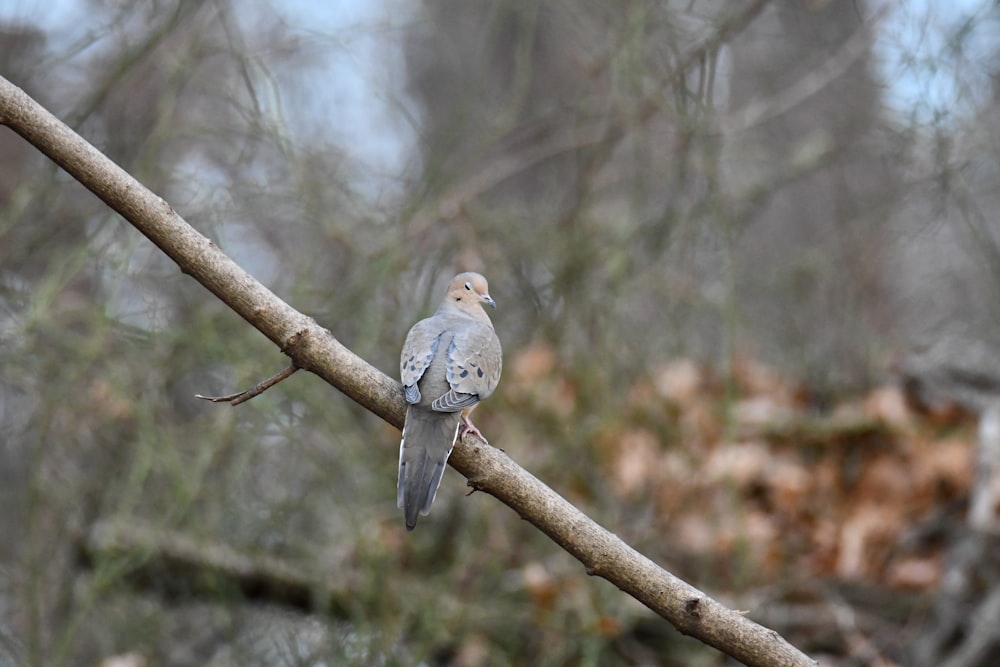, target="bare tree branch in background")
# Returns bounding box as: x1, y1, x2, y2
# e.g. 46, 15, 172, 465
719, 5, 887, 135
0, 75, 817, 667
195, 364, 299, 405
